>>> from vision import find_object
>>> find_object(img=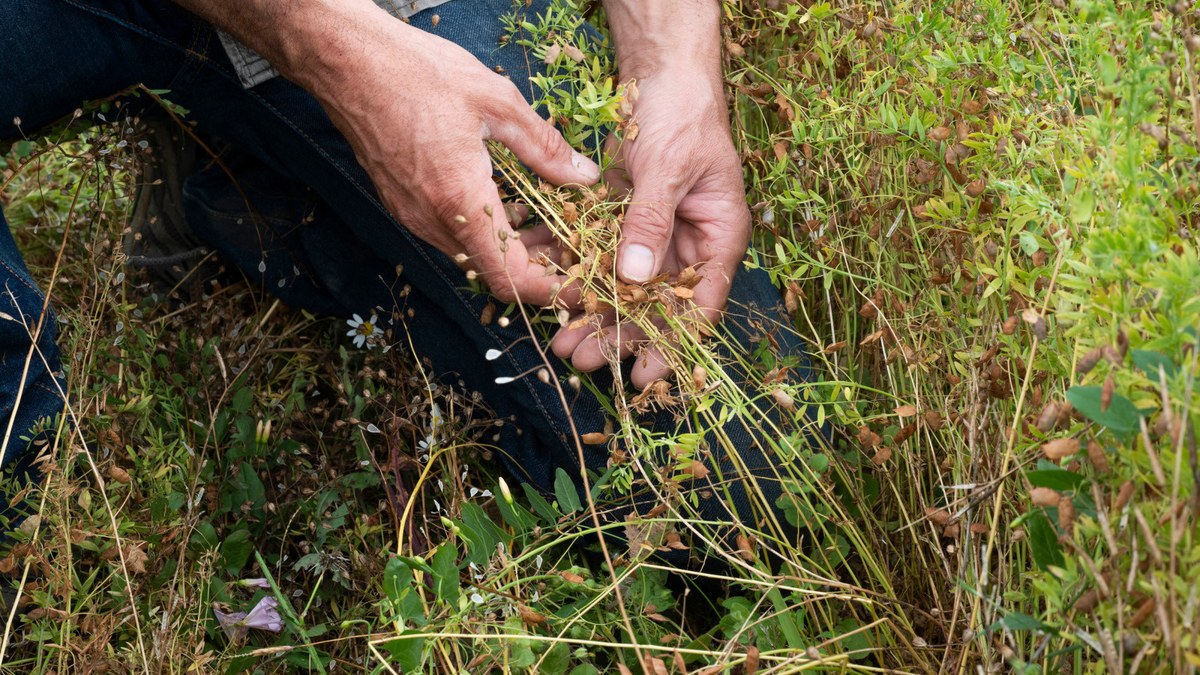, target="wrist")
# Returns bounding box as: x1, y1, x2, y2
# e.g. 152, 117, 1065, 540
273, 1, 401, 93
603, 1, 722, 86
